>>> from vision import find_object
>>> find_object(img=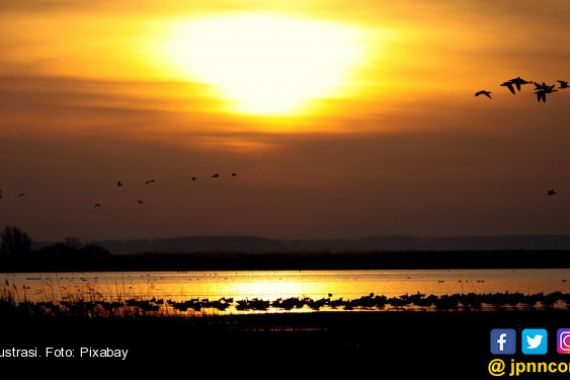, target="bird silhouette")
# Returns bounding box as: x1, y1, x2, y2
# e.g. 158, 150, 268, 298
557, 80, 569, 89
18, 193, 26, 197
145, 179, 156, 185
191, 177, 197, 182
475, 90, 492, 98
534, 82, 556, 92
136, 199, 144, 205
211, 174, 220, 178
509, 77, 531, 91
94, 203, 102, 208
0, 190, 3, 199
231, 172, 237, 177
117, 181, 123, 187
535, 87, 557, 103
500, 81, 516, 94
547, 189, 558, 196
